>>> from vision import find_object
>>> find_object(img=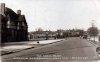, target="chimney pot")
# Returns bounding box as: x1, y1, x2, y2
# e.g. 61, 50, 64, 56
0, 3, 5, 15
17, 10, 21, 15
